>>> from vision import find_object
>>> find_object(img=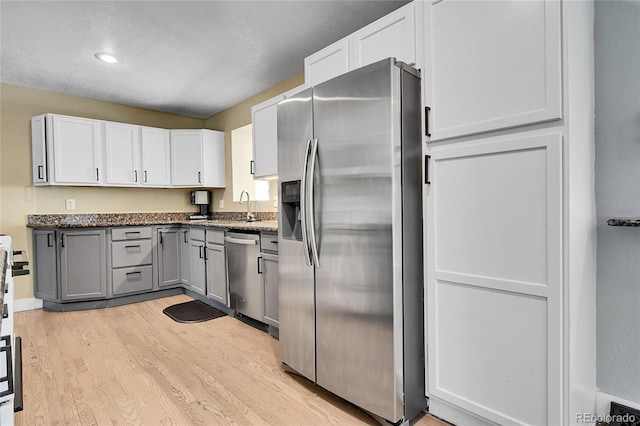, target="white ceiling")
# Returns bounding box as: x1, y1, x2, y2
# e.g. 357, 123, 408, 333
0, 0, 410, 119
